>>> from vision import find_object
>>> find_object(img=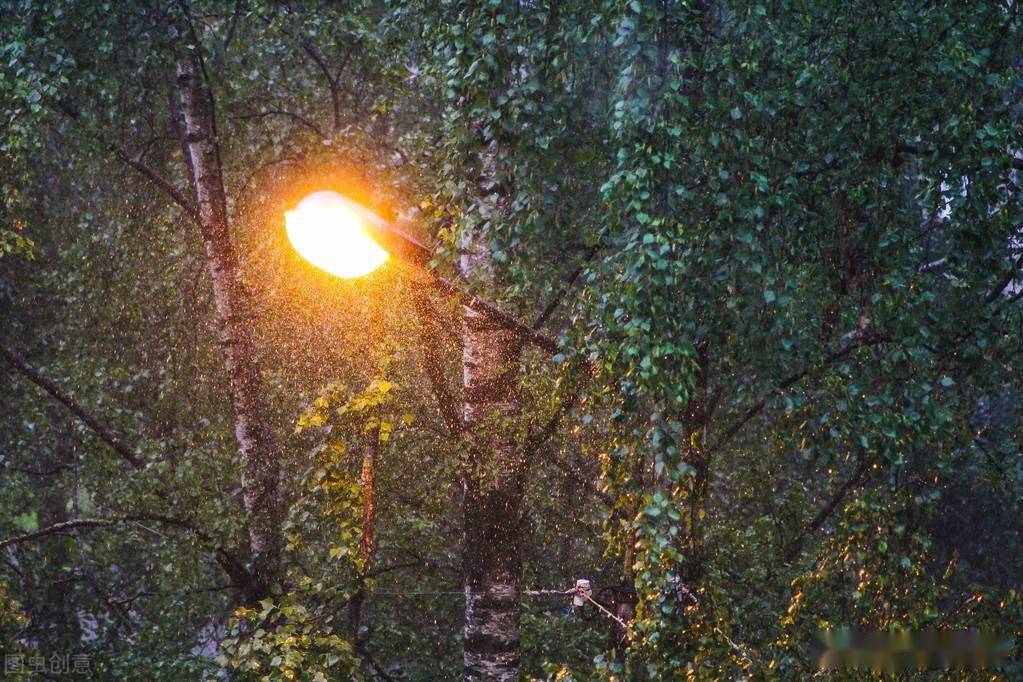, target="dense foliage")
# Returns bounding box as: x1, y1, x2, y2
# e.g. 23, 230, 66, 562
1, 1, 1021, 680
